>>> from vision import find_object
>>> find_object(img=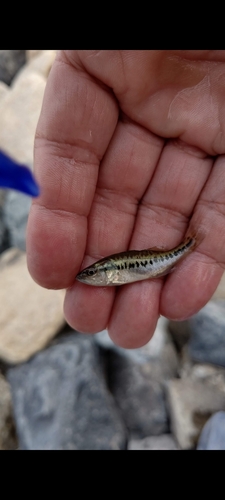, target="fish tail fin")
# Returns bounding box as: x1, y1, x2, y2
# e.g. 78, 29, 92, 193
183, 227, 205, 251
